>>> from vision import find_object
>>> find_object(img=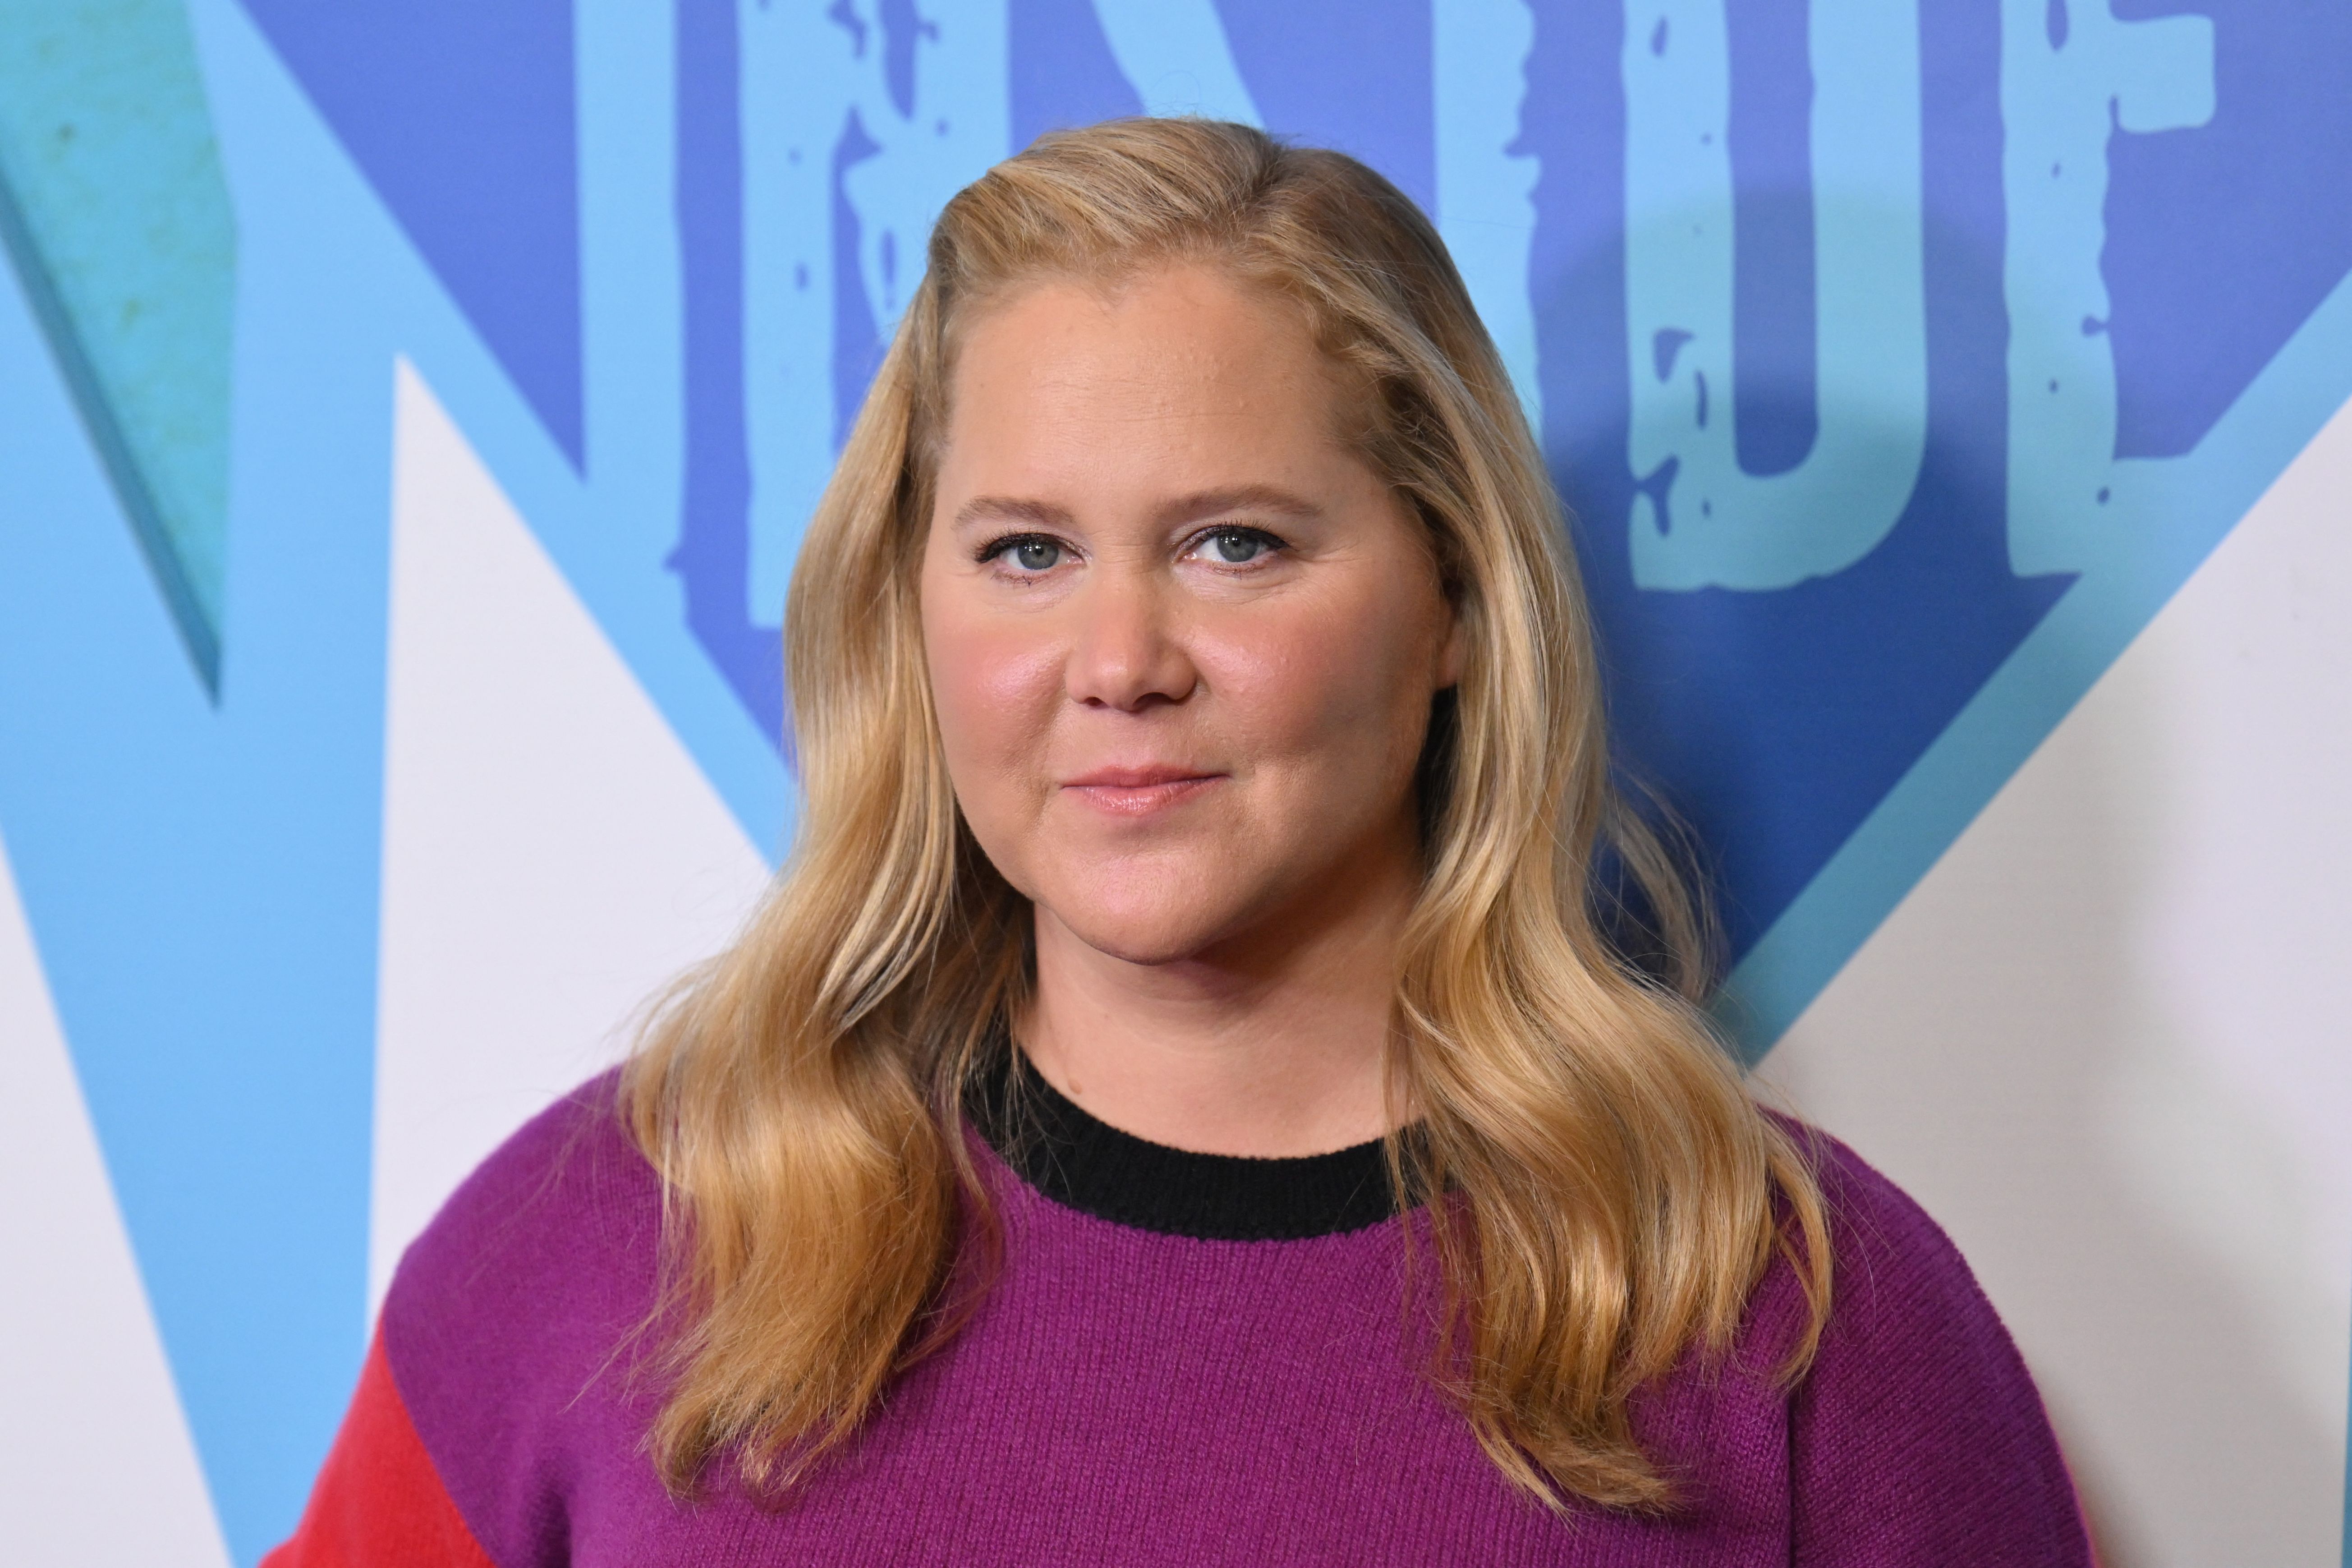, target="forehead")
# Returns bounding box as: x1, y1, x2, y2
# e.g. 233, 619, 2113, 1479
936, 264, 1356, 487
